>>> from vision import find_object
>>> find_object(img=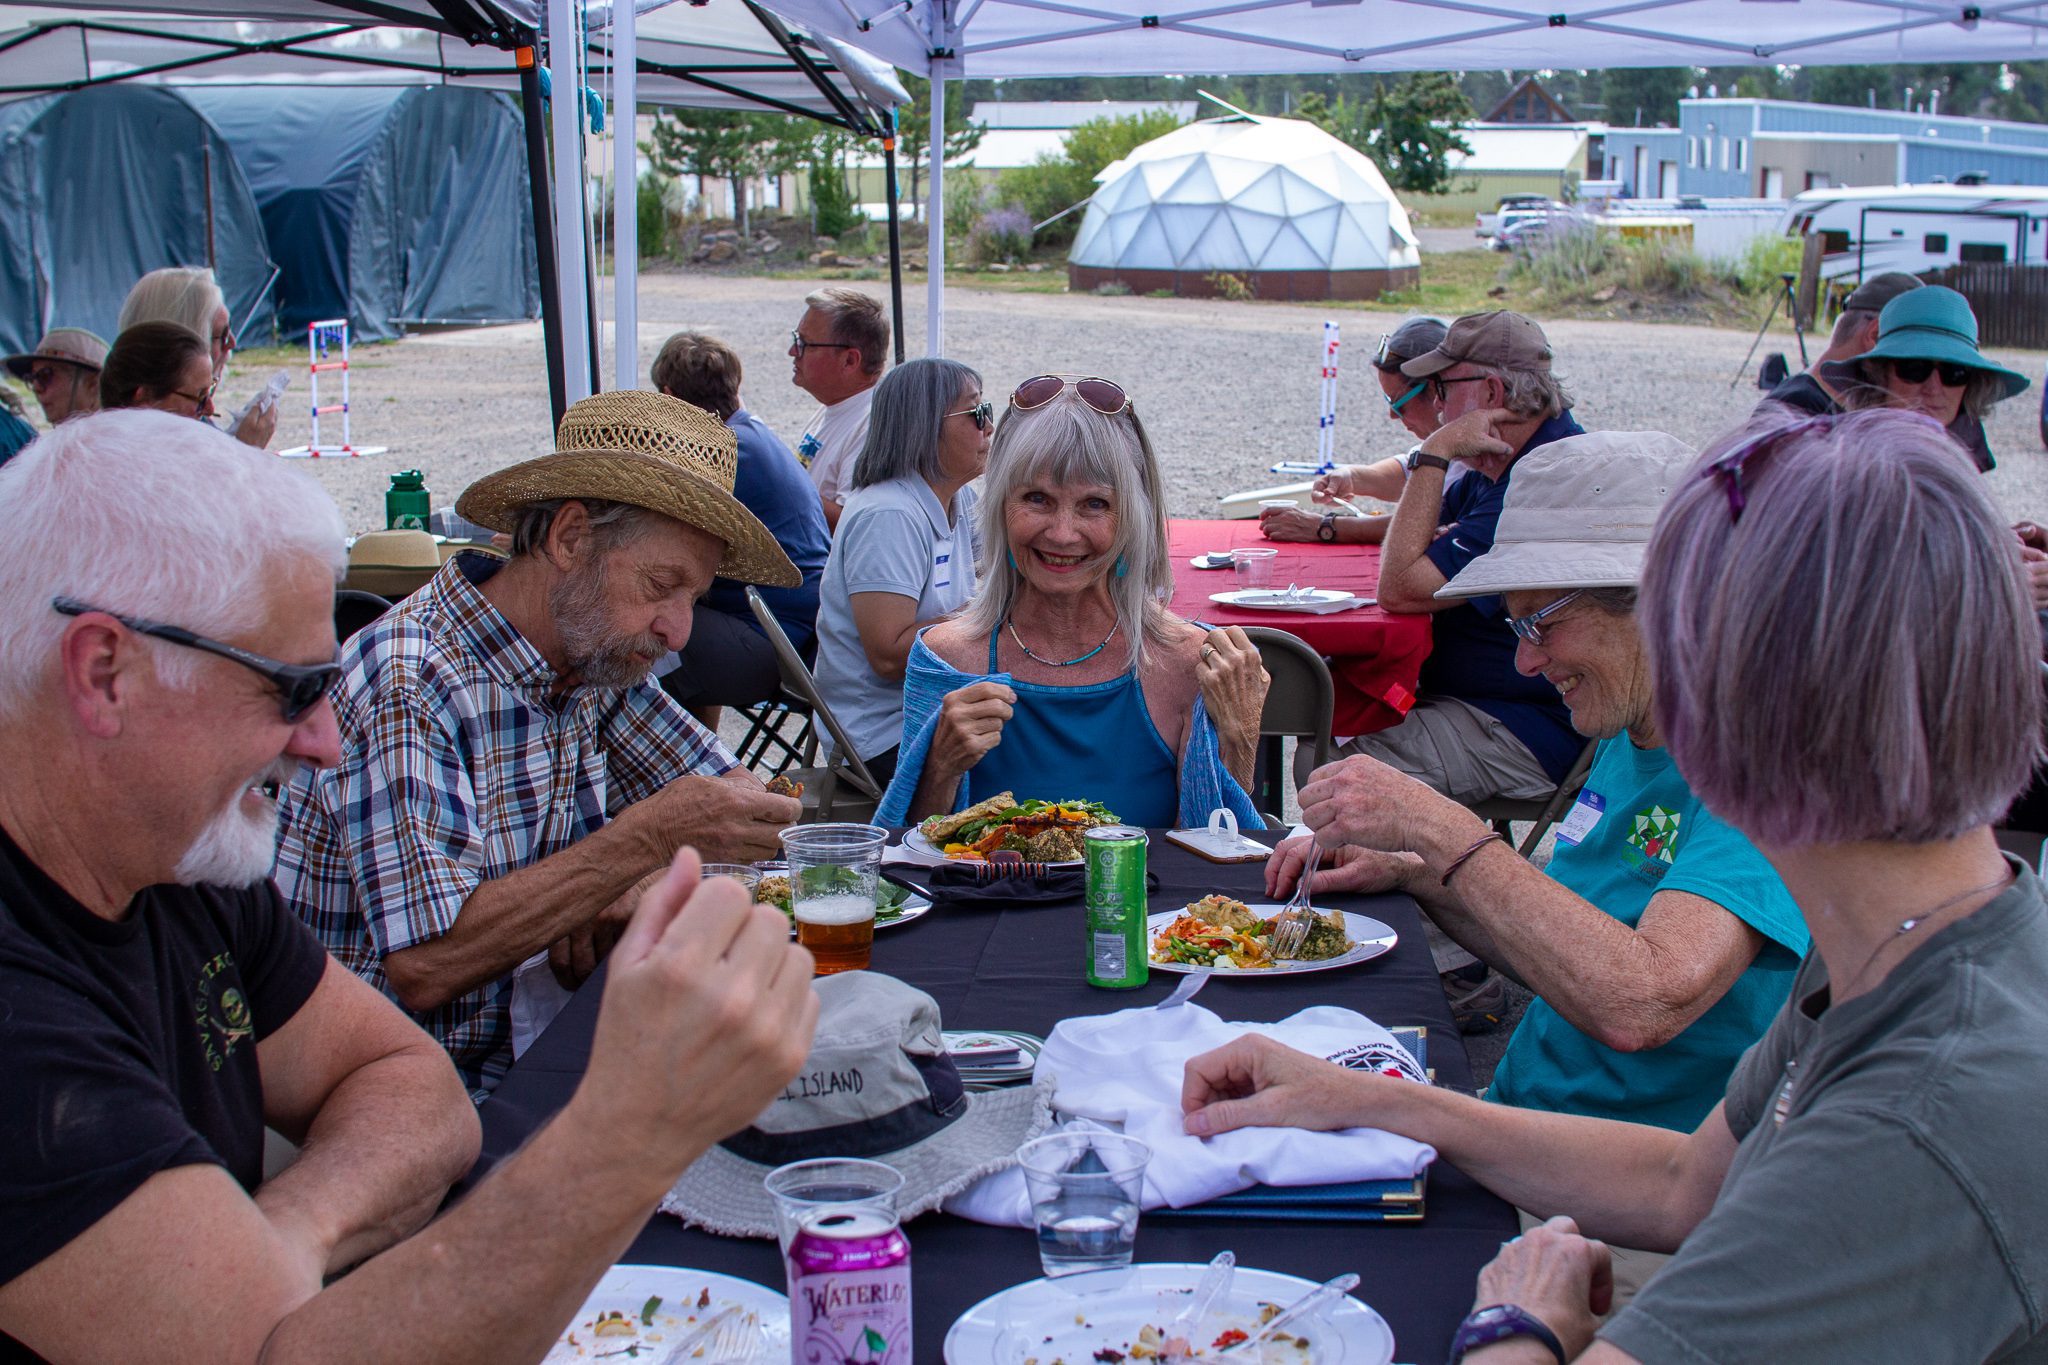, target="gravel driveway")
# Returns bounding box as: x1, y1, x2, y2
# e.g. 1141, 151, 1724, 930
243, 272, 2048, 532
